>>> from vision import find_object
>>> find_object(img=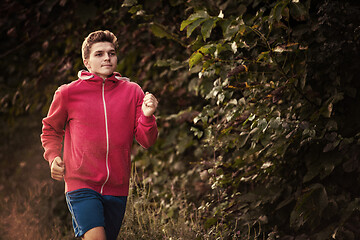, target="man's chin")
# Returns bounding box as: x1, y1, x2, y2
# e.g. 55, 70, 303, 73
101, 71, 115, 77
